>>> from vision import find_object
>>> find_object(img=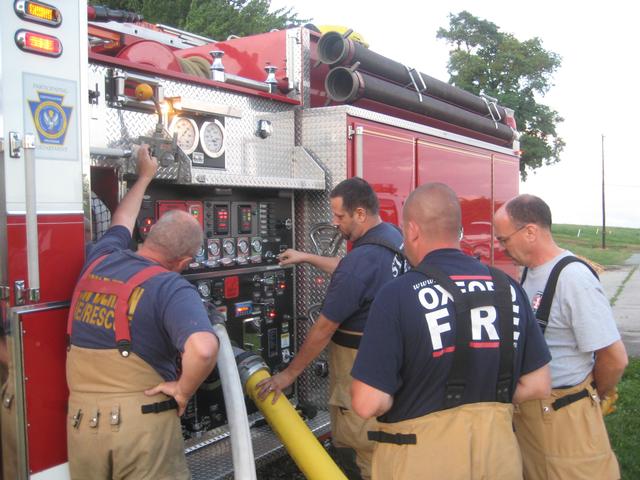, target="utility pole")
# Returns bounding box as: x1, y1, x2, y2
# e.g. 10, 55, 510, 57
601, 134, 606, 249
